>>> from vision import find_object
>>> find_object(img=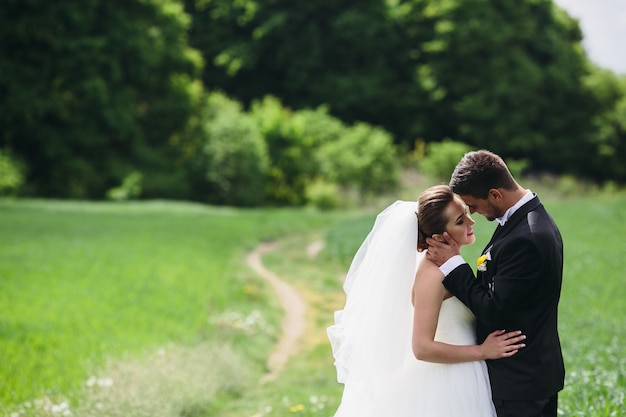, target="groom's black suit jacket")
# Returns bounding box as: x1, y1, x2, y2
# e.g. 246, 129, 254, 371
443, 195, 565, 400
